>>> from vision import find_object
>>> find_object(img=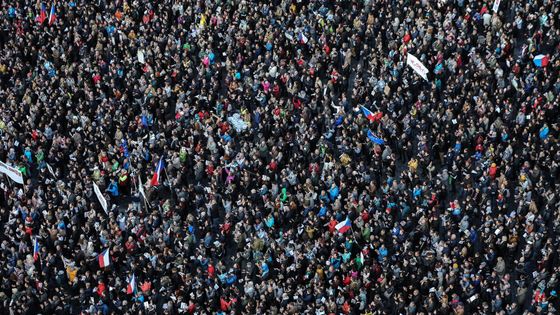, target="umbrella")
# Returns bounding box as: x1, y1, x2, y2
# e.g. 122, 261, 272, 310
533, 54, 549, 67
